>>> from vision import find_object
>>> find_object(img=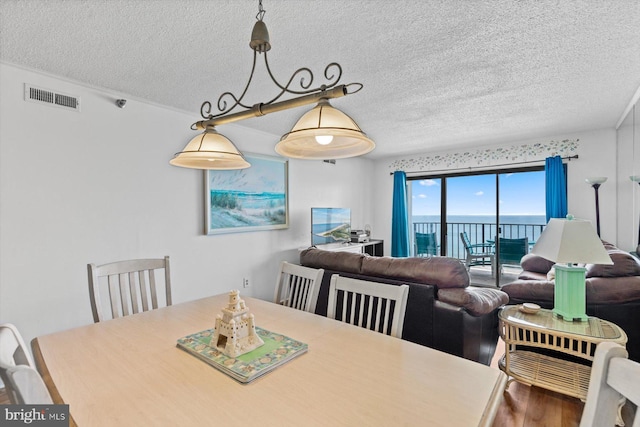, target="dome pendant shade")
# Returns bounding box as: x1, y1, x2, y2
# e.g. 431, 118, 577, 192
275, 100, 375, 159
170, 128, 250, 170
